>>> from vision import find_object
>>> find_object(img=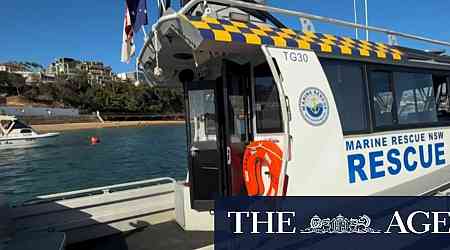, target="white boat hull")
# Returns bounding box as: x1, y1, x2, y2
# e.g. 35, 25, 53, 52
0, 133, 60, 149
